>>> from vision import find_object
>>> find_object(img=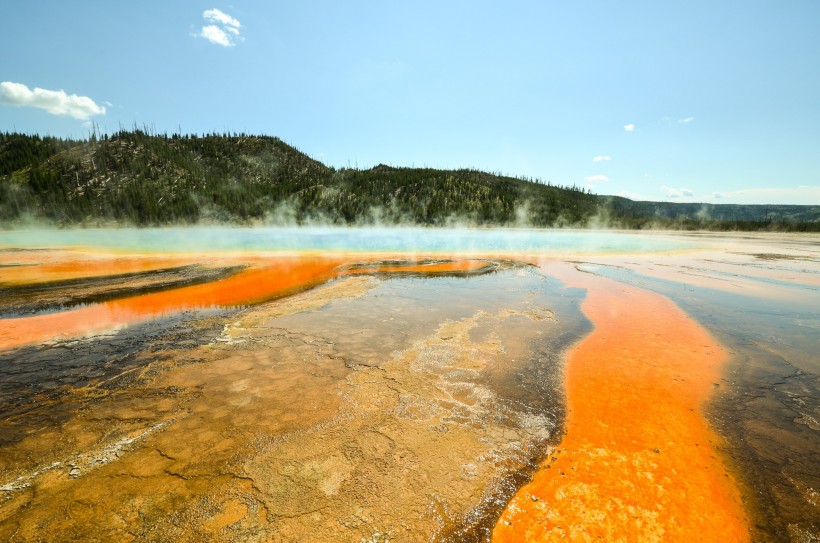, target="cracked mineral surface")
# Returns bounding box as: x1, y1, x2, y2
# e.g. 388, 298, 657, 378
0, 230, 817, 543
0, 253, 585, 542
